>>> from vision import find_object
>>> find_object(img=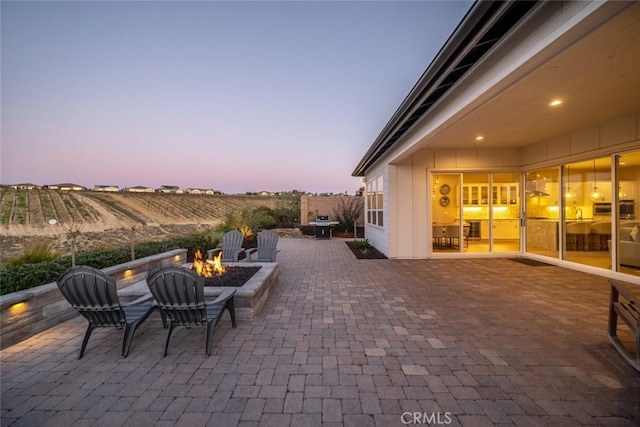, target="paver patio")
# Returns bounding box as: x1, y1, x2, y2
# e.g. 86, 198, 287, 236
1, 238, 639, 426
